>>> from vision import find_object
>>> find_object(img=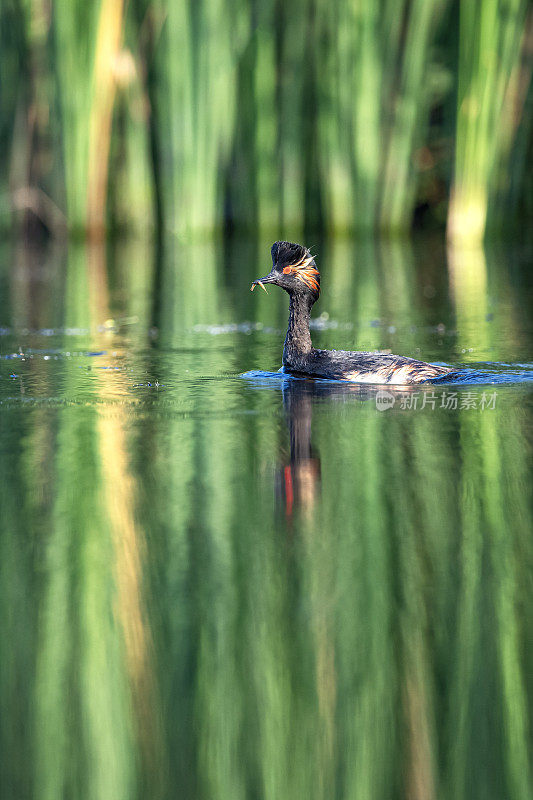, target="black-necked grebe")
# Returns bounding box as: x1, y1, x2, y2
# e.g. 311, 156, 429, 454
251, 241, 451, 385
